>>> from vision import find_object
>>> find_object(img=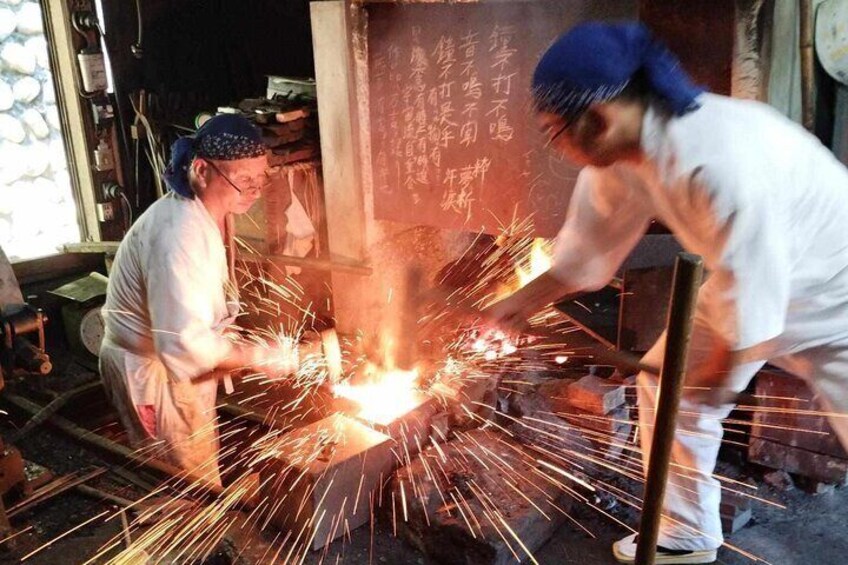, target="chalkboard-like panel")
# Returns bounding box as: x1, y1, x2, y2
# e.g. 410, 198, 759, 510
367, 1, 636, 237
